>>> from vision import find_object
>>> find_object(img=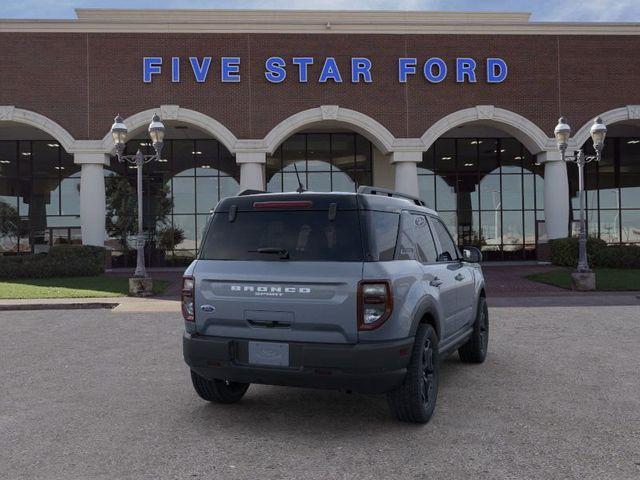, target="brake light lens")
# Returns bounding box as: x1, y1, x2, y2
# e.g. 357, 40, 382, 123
182, 276, 195, 322
253, 201, 313, 209
358, 280, 393, 330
